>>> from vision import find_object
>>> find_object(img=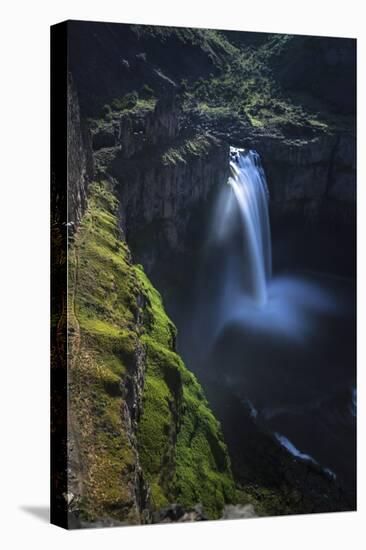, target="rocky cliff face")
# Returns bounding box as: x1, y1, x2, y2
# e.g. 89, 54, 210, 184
67, 73, 94, 228
206, 382, 354, 516
66, 179, 235, 526
257, 134, 355, 227
191, 107, 356, 230
64, 24, 356, 523
68, 24, 356, 274
90, 94, 229, 275
66, 88, 236, 526
68, 22, 236, 118
97, 107, 356, 283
